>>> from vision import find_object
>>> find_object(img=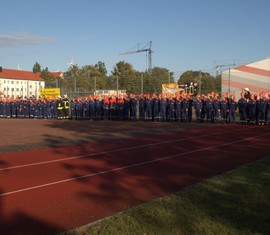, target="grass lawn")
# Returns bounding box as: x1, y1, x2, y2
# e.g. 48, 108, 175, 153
64, 156, 270, 235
